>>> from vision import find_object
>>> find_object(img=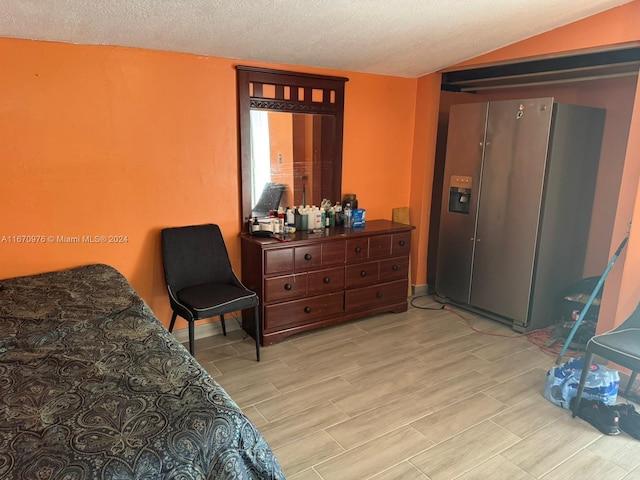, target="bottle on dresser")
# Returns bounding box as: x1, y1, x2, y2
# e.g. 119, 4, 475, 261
293, 207, 302, 230
343, 202, 352, 229
300, 206, 309, 230
313, 206, 323, 229
334, 202, 343, 226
